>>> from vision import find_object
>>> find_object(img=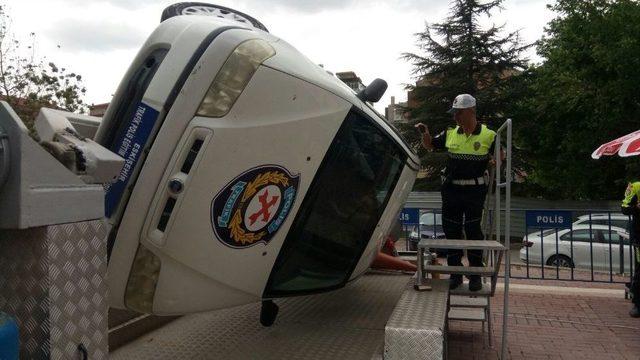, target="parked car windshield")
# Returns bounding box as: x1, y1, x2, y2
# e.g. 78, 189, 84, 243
265, 109, 407, 297
420, 213, 442, 226
527, 229, 557, 237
